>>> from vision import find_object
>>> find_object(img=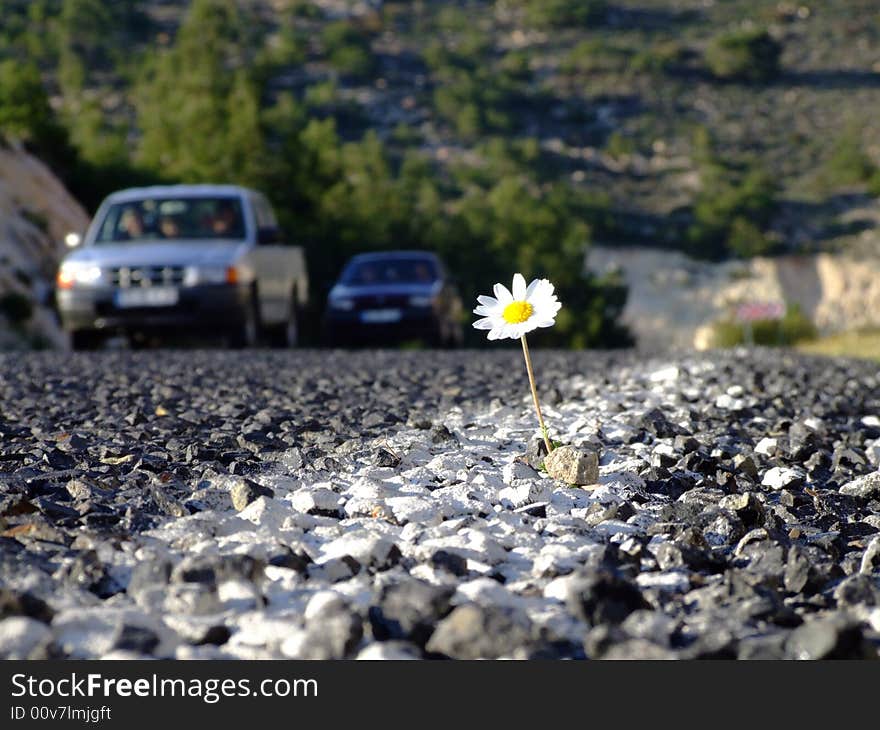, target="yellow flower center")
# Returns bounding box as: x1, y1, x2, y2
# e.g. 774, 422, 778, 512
503, 300, 533, 324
